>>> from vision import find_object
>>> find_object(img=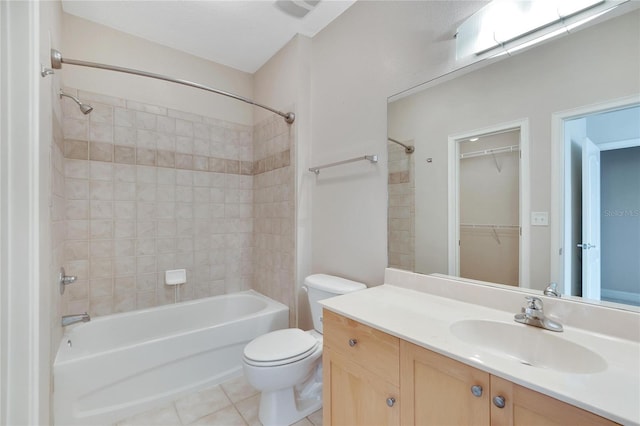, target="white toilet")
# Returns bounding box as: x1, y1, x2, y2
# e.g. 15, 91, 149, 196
242, 274, 366, 426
